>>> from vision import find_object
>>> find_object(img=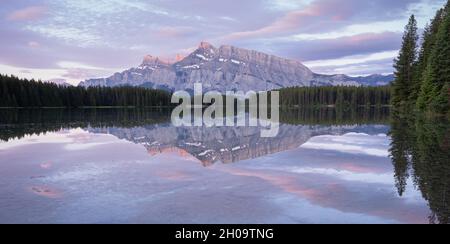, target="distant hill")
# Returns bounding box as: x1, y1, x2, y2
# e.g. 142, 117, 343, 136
46, 79, 73, 87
